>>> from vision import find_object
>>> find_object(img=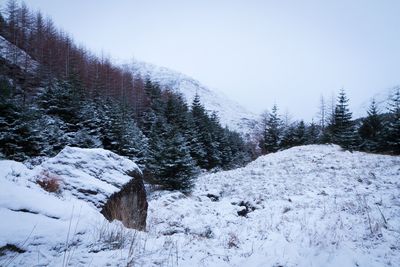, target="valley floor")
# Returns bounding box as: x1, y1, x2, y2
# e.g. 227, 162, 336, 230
1, 145, 399, 266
